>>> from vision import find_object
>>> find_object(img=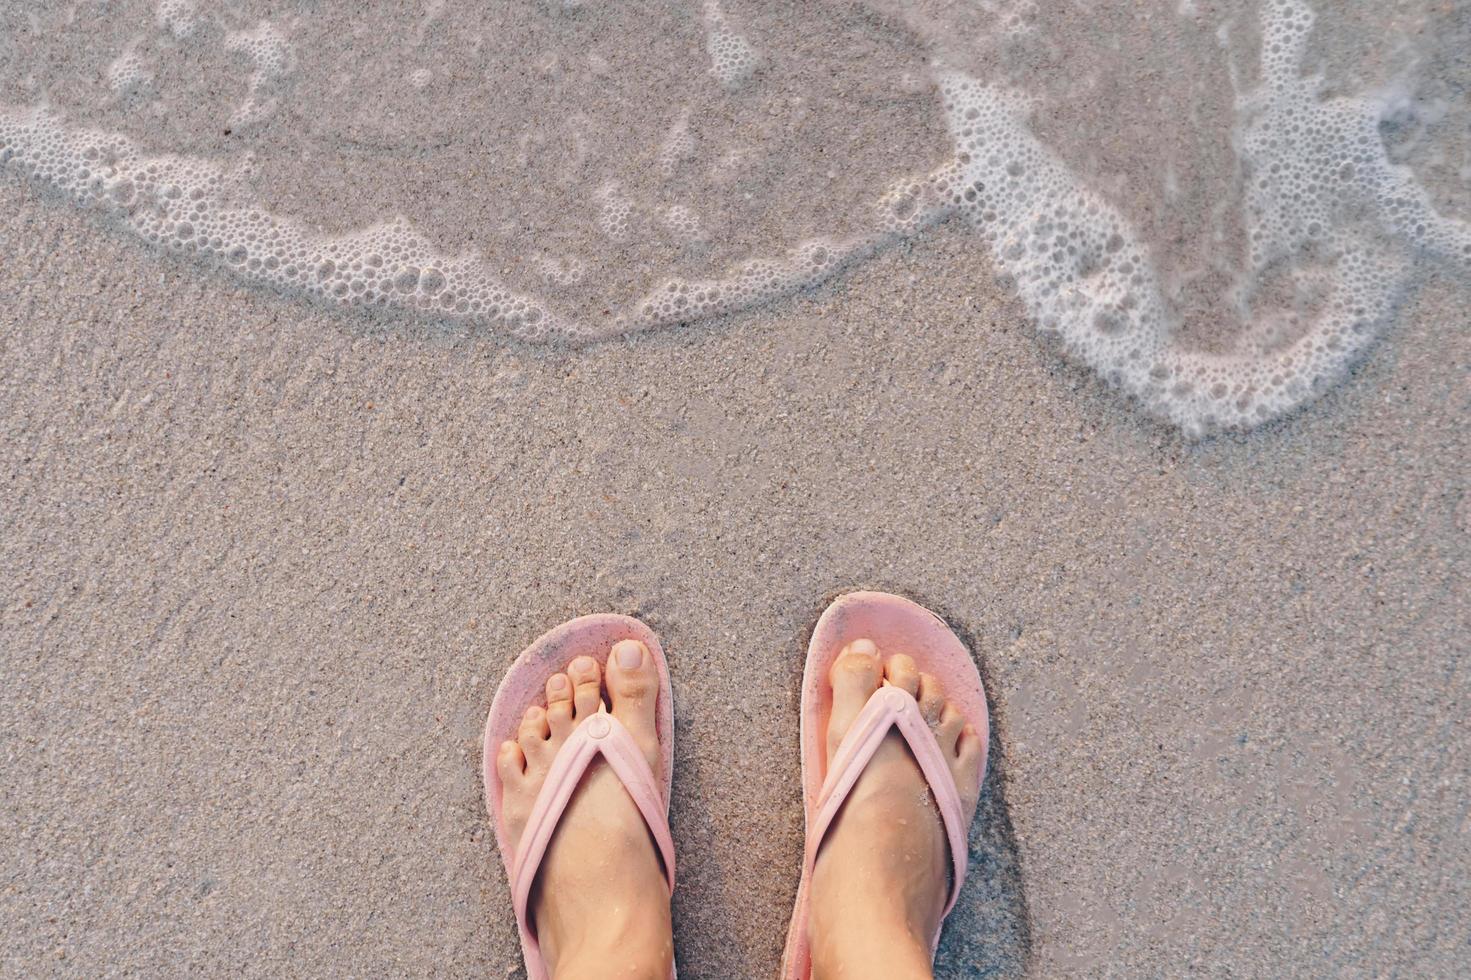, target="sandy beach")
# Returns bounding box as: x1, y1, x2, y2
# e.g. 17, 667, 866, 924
3, 0, 1469, 976
4, 171, 1466, 975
